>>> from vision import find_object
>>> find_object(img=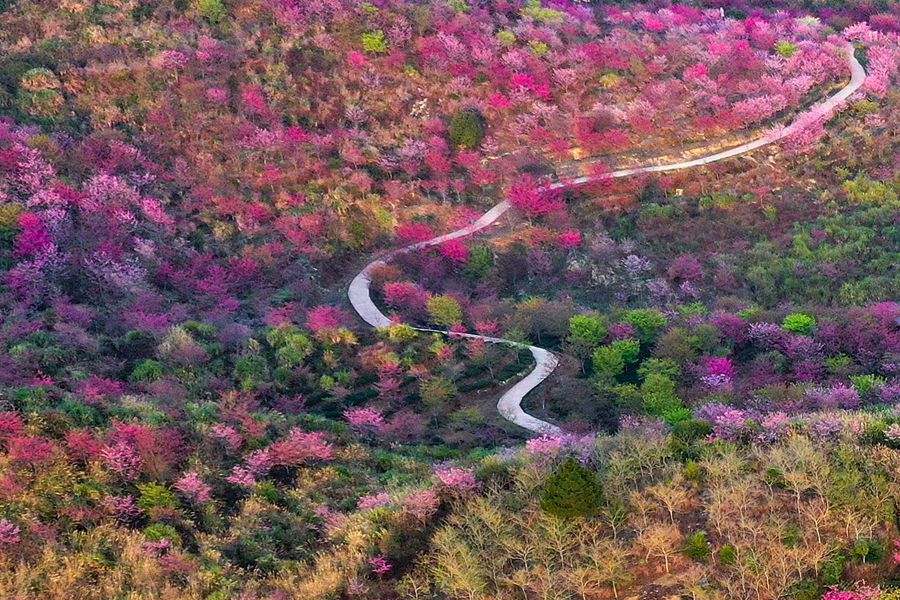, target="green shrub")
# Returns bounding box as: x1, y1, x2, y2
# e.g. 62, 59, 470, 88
719, 544, 737, 565
637, 358, 681, 381
521, 0, 565, 23
662, 407, 692, 426
196, 0, 226, 23
361, 31, 388, 54
427, 295, 463, 328
820, 553, 846, 585
682, 460, 703, 482
234, 354, 270, 391
529, 40, 549, 57
623, 309, 668, 342
568, 314, 608, 349
137, 483, 179, 510
446, 0, 469, 12
465, 245, 493, 279
448, 108, 486, 149
851, 537, 883, 563
672, 419, 713, 443
267, 326, 314, 368
611, 338, 640, 363
684, 531, 711, 561
788, 579, 823, 600
144, 523, 181, 545
825, 354, 853, 375
774, 40, 797, 57
449, 407, 484, 428
421, 376, 457, 411
850, 374, 886, 402
843, 175, 898, 206
641, 374, 683, 417
131, 359, 164, 383
540, 457, 604, 519
782, 312, 816, 335
592, 345, 625, 382
497, 30, 516, 46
